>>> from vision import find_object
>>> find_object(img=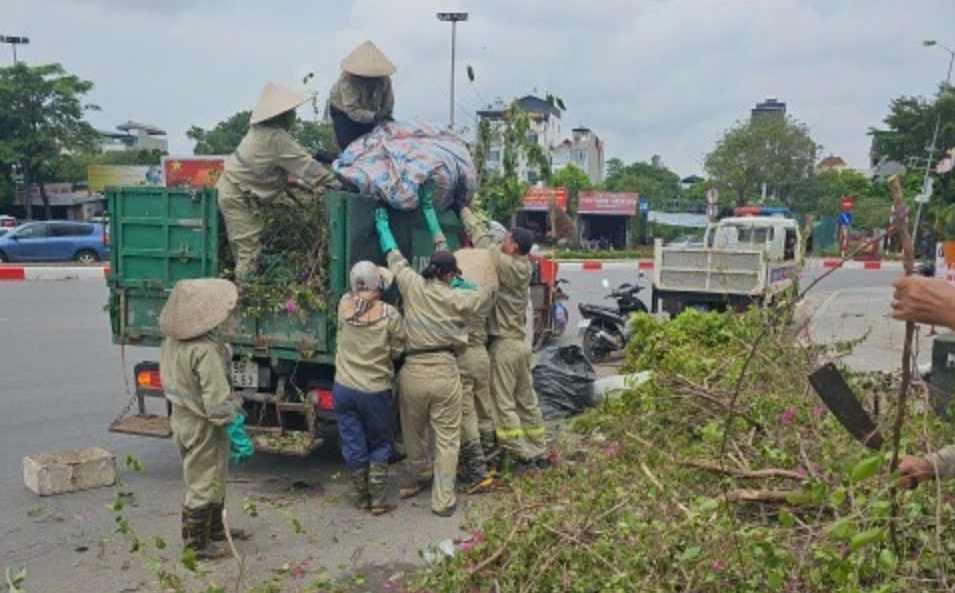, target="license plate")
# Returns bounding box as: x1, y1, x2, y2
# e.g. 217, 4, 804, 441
576, 319, 590, 335
231, 361, 258, 389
